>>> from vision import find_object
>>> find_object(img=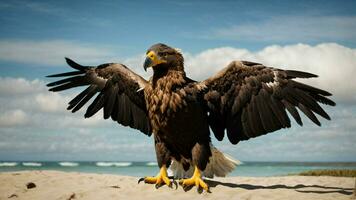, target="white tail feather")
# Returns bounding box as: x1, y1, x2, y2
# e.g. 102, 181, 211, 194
169, 145, 240, 179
